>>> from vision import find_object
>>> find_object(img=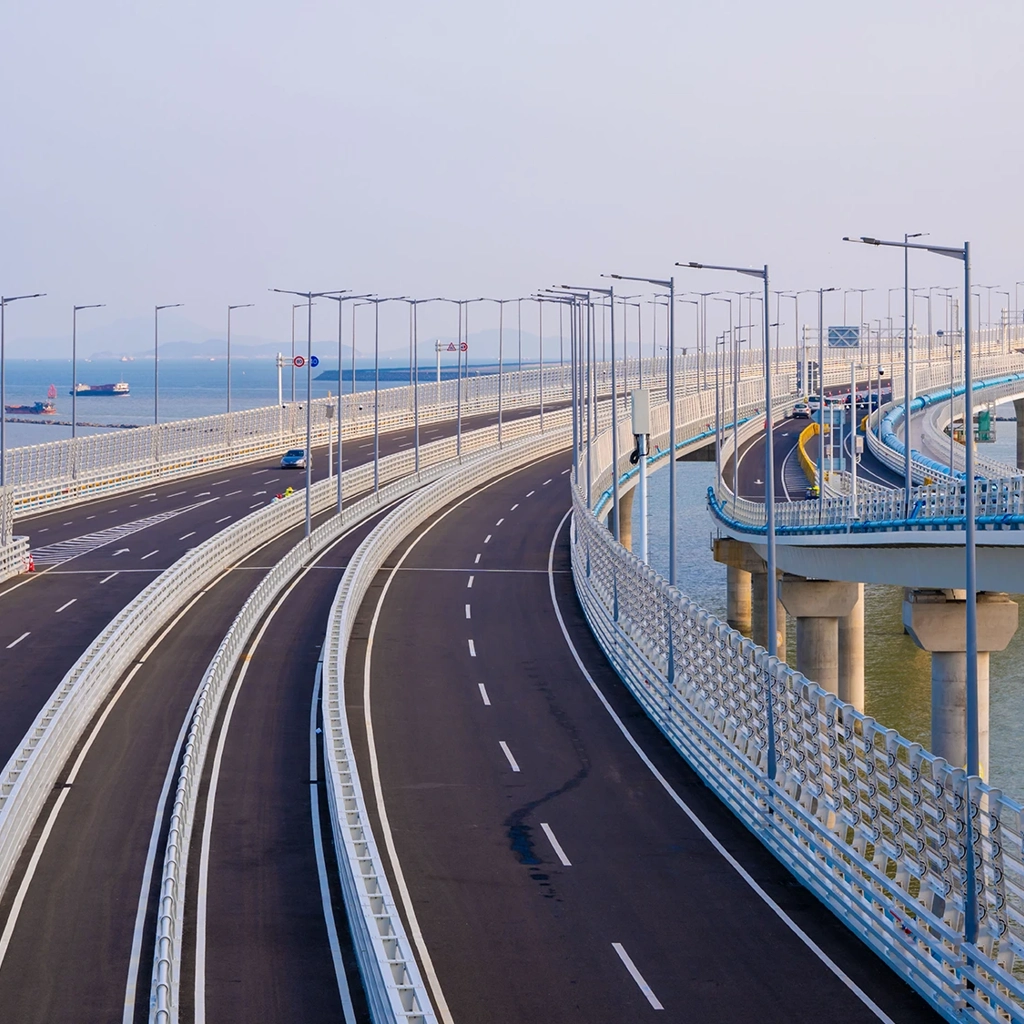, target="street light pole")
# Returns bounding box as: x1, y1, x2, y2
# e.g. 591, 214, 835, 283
845, 233, 979, 944
72, 303, 105, 441
1, 292, 46, 487
609, 274, 676, 585
679, 259, 778, 785
226, 303, 254, 413
817, 287, 838, 513
154, 303, 183, 426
